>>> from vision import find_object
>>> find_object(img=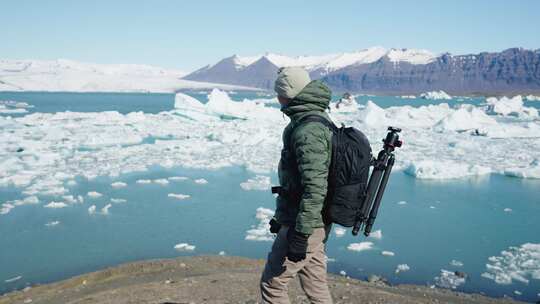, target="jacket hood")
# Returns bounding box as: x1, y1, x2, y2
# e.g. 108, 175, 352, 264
281, 80, 332, 119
